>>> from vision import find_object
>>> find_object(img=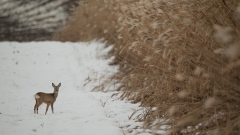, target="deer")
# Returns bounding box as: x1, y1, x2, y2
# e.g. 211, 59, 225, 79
34, 83, 61, 115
